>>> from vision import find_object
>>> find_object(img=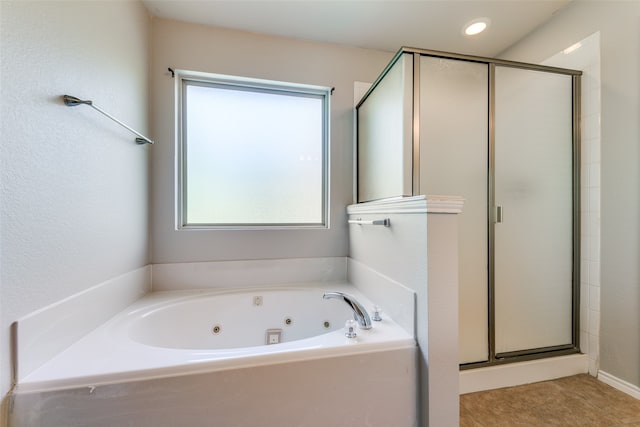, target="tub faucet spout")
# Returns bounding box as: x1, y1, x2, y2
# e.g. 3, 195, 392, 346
323, 292, 372, 330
